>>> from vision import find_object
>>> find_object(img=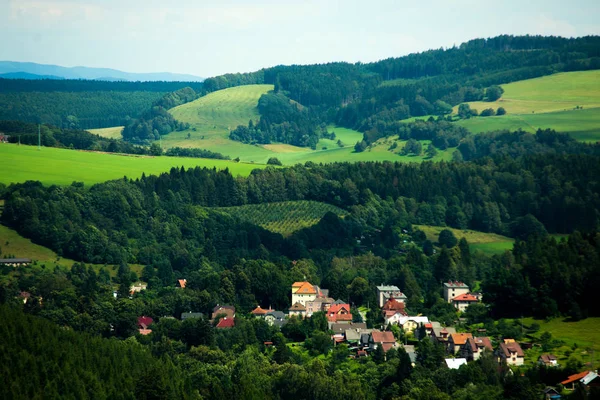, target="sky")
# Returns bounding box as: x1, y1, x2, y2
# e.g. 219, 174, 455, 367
1, 0, 599, 78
